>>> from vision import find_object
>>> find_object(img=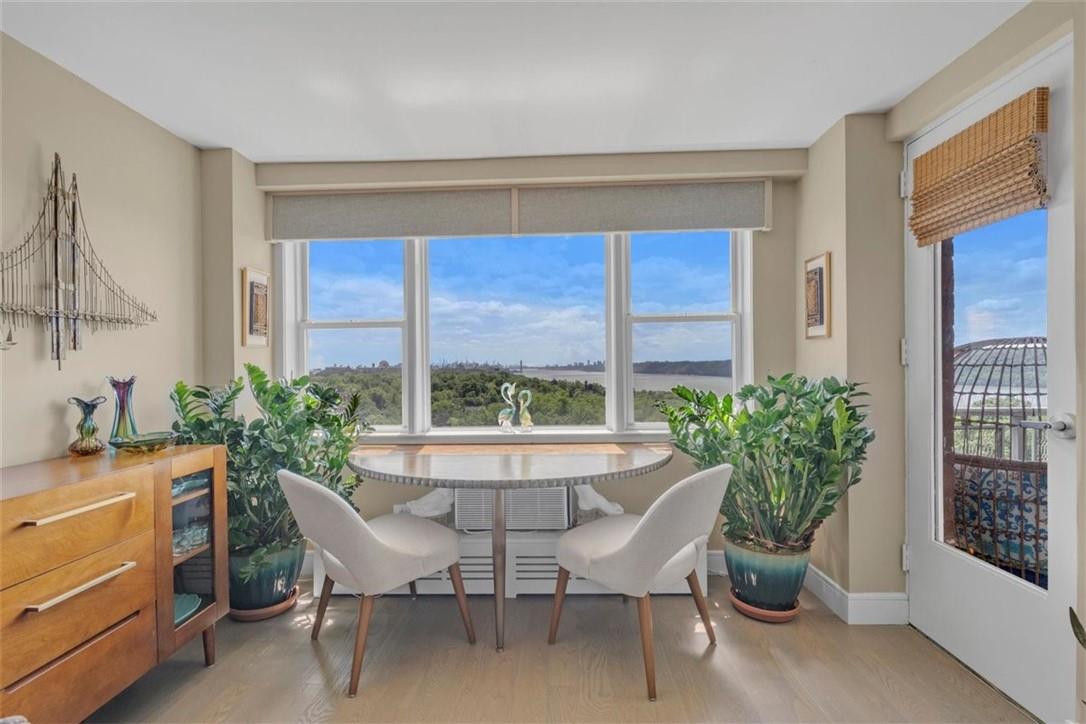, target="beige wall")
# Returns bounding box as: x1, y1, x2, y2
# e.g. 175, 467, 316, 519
231, 153, 272, 380
794, 119, 851, 586
793, 114, 906, 593
200, 148, 272, 414
200, 150, 235, 385
752, 181, 798, 381
841, 115, 905, 594
887, 0, 1085, 711
0, 35, 202, 466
